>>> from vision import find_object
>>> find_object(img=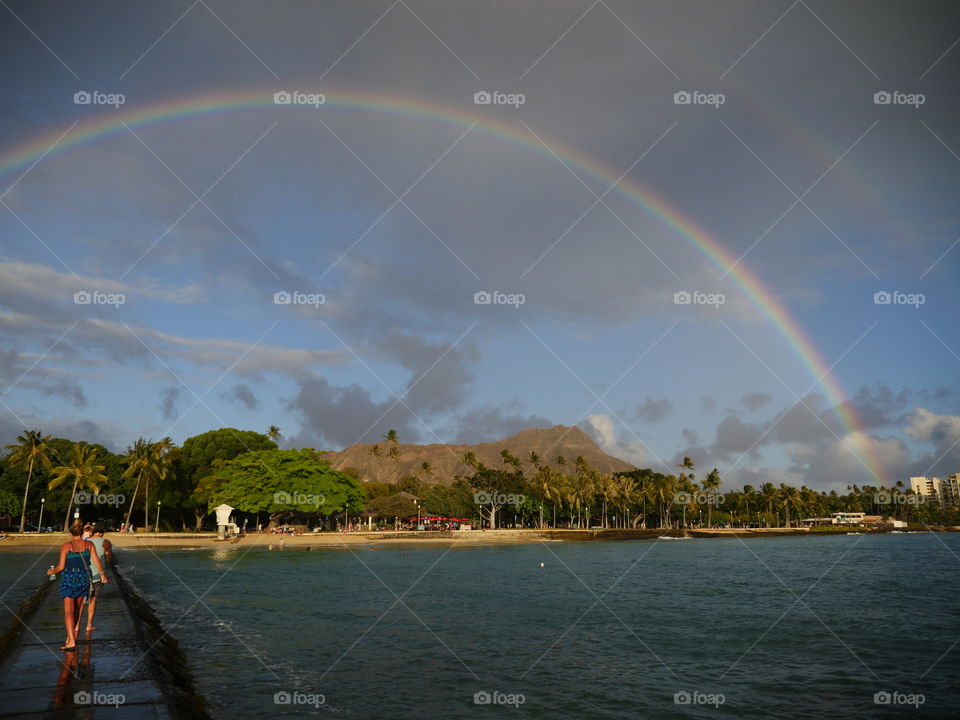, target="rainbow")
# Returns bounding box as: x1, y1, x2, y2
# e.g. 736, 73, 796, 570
0, 88, 882, 483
